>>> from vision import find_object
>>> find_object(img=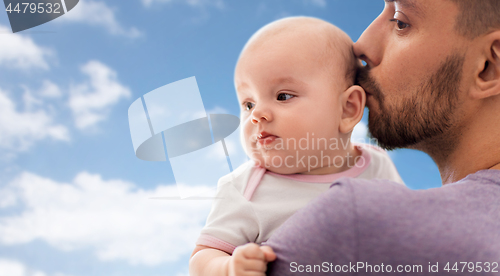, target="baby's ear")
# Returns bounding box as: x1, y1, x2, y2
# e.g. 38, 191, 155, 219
339, 85, 366, 134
